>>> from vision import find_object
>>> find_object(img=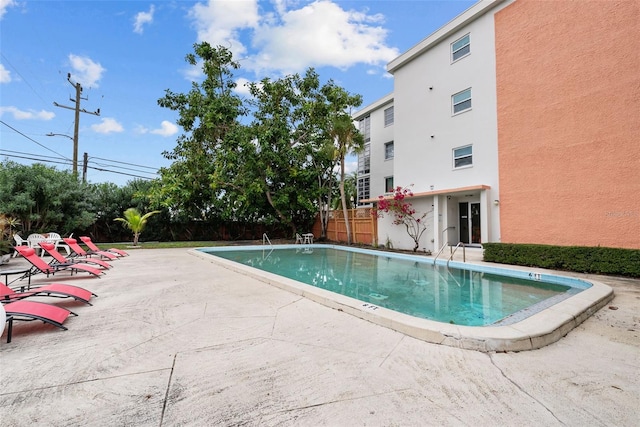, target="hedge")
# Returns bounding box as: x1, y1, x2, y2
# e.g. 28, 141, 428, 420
483, 243, 640, 278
